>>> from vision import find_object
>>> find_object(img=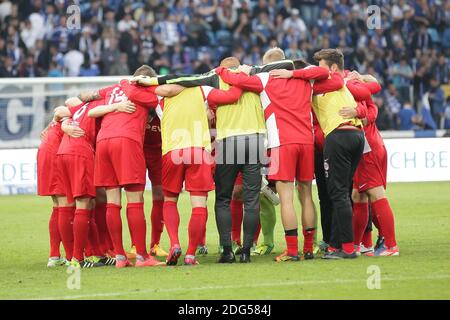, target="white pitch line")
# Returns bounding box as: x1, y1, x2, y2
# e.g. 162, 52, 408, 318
29, 274, 450, 300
